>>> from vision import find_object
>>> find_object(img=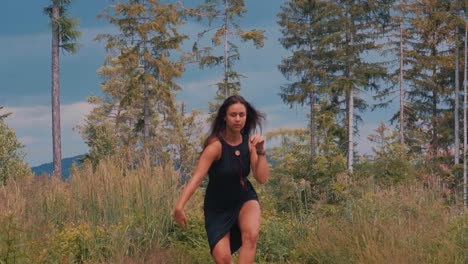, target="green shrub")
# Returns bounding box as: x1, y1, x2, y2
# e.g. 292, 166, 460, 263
0, 214, 29, 263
